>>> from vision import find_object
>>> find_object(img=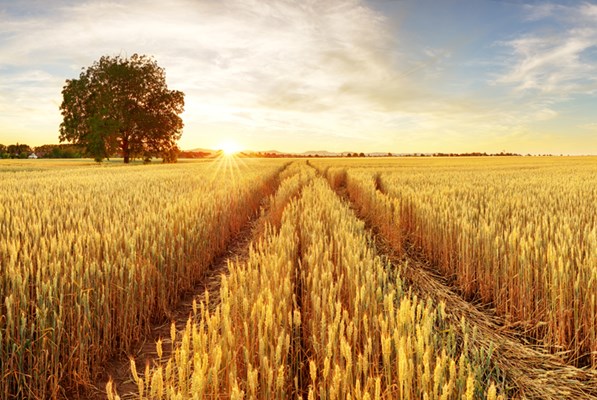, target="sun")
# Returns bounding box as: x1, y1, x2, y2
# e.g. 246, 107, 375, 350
219, 140, 240, 156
